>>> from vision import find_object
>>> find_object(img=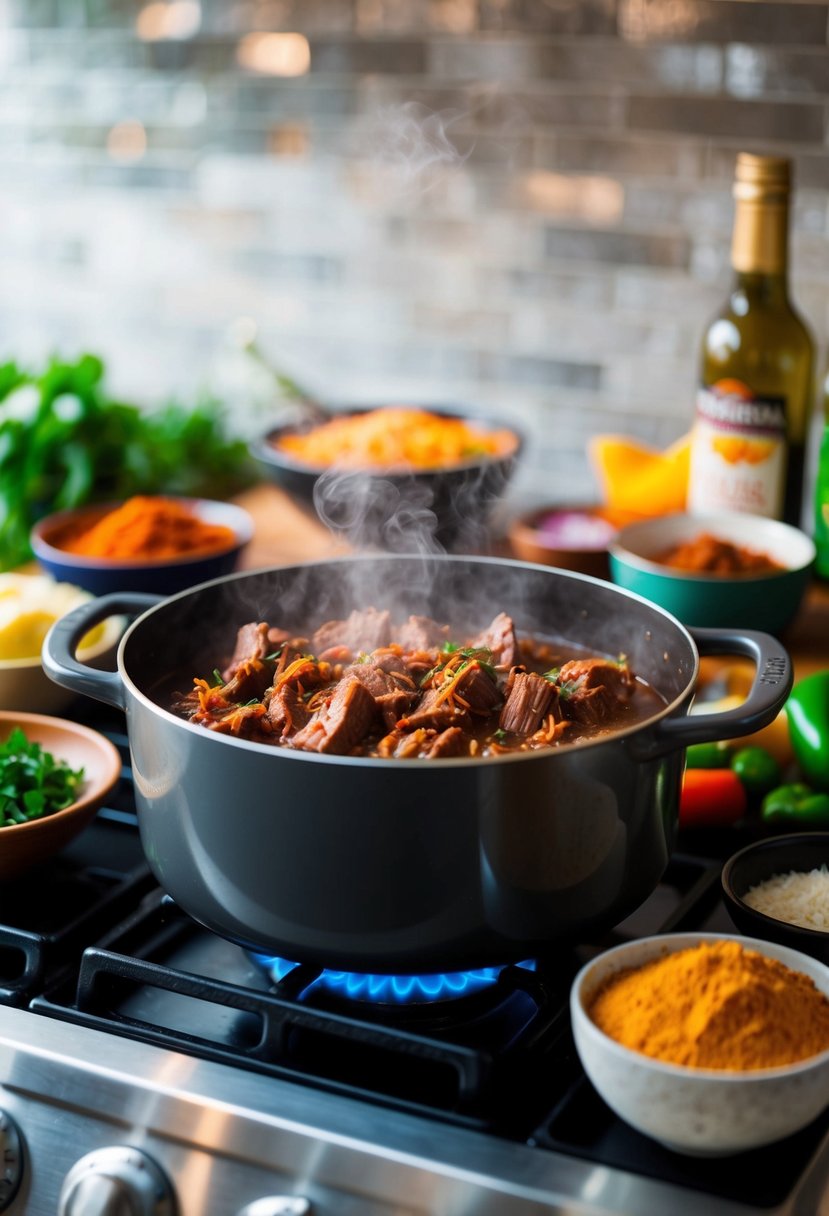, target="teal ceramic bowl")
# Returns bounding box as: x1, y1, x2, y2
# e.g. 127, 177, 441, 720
609, 512, 815, 635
